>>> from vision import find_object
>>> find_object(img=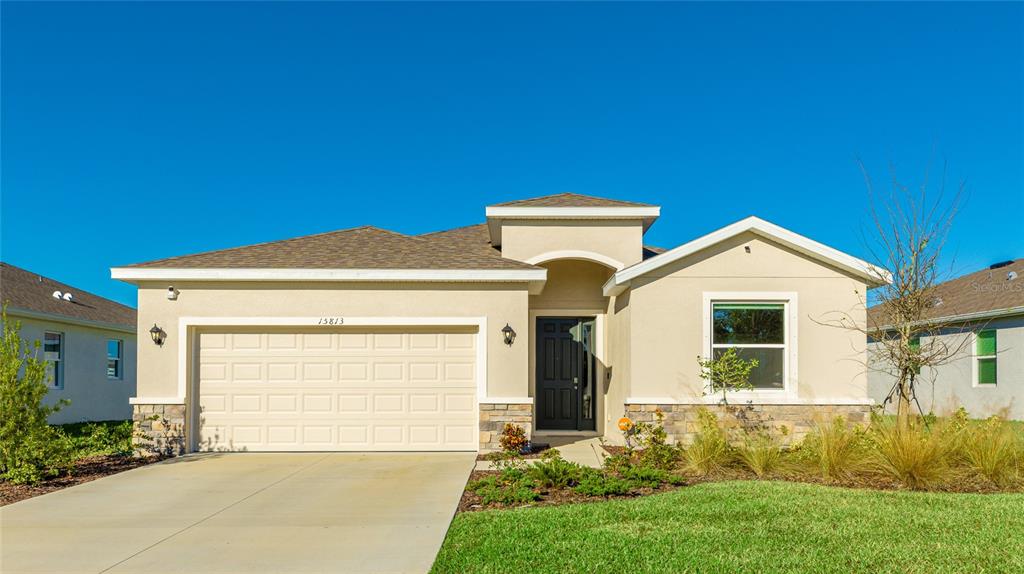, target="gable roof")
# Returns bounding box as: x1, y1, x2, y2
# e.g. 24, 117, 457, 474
111, 226, 547, 288
868, 259, 1024, 327
603, 216, 890, 296
1, 262, 136, 331
491, 193, 654, 208
420, 223, 499, 257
